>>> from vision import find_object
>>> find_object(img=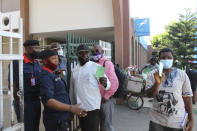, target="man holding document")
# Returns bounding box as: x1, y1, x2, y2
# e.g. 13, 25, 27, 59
146, 48, 194, 131
69, 44, 111, 131
92, 45, 119, 131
